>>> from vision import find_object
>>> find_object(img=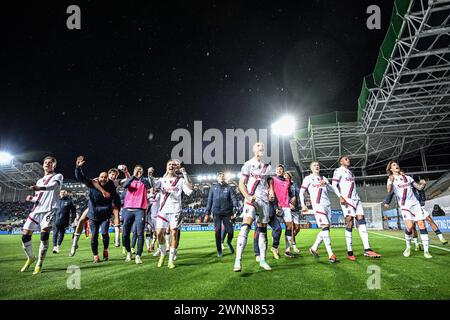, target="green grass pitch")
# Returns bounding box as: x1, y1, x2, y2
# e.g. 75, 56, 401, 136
0, 229, 449, 300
